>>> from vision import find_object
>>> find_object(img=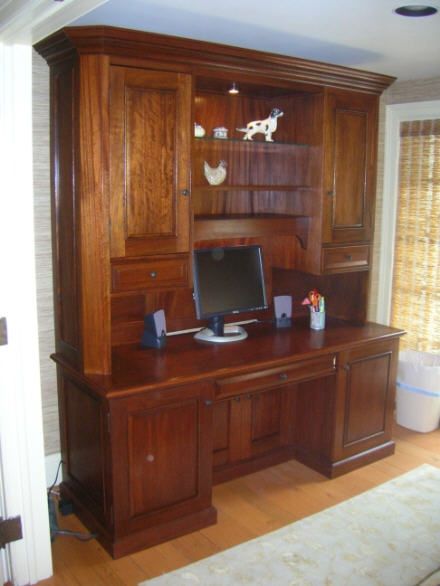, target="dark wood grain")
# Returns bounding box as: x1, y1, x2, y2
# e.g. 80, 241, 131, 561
322, 88, 378, 245
50, 58, 79, 367
77, 55, 112, 375
35, 26, 395, 94
334, 338, 399, 461
37, 25, 400, 559
109, 67, 191, 257
76, 319, 403, 395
